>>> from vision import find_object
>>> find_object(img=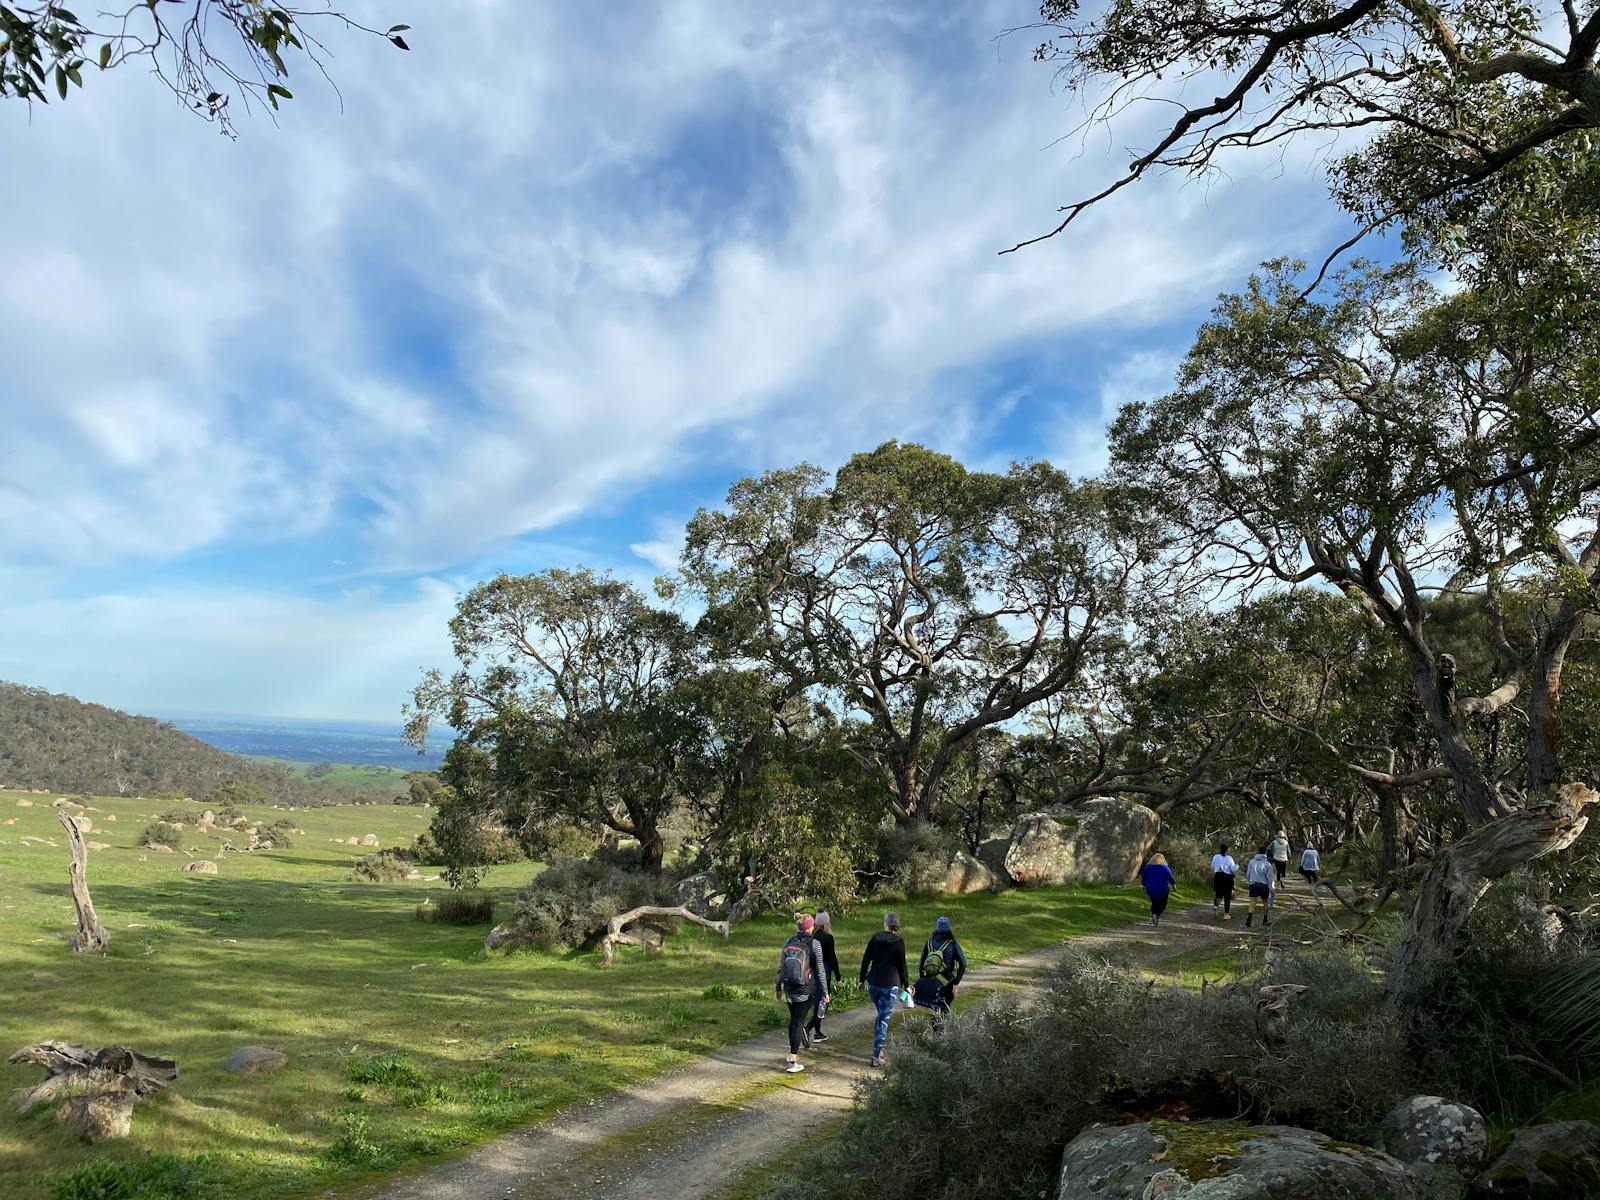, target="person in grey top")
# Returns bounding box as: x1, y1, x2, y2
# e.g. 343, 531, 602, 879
1245, 848, 1277, 928
1268, 830, 1291, 884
